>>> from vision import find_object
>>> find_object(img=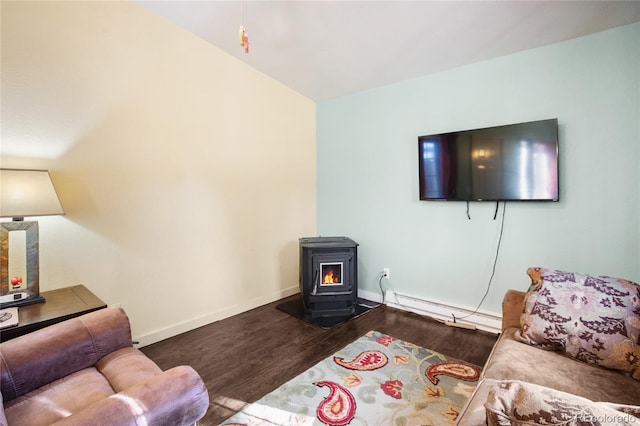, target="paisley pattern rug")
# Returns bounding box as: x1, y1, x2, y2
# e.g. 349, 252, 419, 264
221, 330, 481, 425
